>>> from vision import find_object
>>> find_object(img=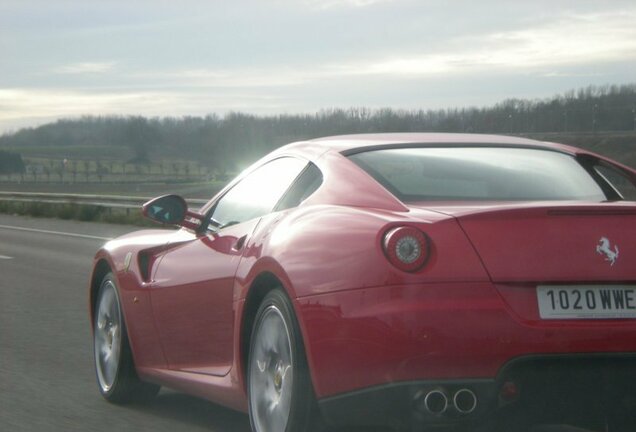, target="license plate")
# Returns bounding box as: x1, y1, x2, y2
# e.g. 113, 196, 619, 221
537, 285, 636, 319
